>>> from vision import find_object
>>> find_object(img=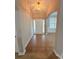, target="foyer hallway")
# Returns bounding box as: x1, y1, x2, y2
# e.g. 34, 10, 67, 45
15, 33, 59, 59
